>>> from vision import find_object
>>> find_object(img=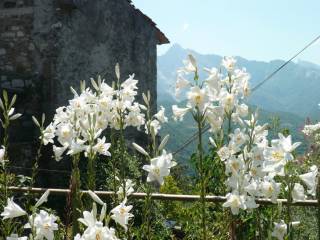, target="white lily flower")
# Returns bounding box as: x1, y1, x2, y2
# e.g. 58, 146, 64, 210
92, 137, 111, 156
42, 123, 55, 145
6, 234, 27, 240
74, 233, 83, 240
225, 155, 245, 175
78, 203, 110, 240
78, 208, 98, 229
222, 192, 246, 215
187, 86, 209, 112
299, 165, 318, 196
179, 54, 197, 73
219, 90, 235, 113
204, 67, 221, 94
56, 123, 74, 146
111, 199, 133, 231
67, 139, 86, 155
263, 140, 293, 176
235, 103, 248, 118
272, 220, 287, 240
244, 180, 259, 197
278, 133, 301, 153
26, 210, 58, 240
154, 106, 168, 123
292, 183, 305, 203
222, 56, 237, 72
244, 195, 259, 210
142, 150, 176, 185
1, 198, 27, 220
206, 106, 224, 132
81, 223, 119, 240
229, 128, 248, 150
217, 146, 231, 161
53, 145, 67, 162
121, 74, 138, 91
260, 179, 281, 203
172, 105, 191, 121
145, 119, 161, 136
175, 75, 190, 97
